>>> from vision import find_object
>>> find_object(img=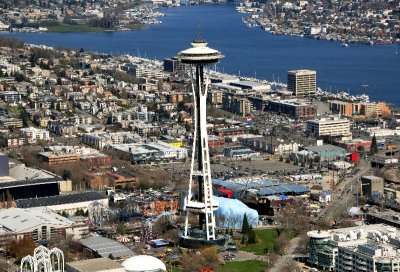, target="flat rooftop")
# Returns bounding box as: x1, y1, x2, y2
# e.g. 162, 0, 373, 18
16, 192, 107, 208
66, 258, 123, 272
80, 236, 133, 258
